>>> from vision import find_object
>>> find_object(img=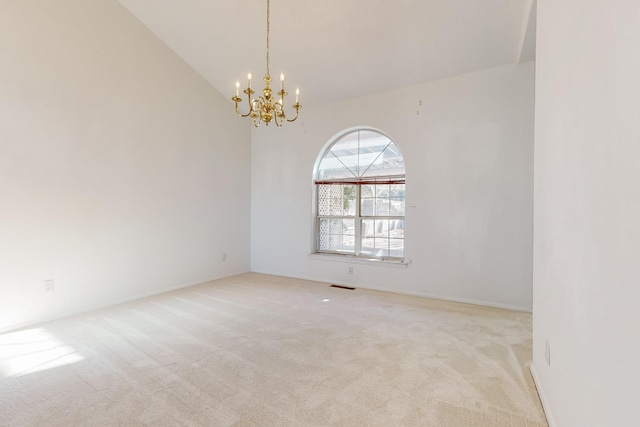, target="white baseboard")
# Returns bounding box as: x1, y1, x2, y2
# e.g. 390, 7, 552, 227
530, 364, 556, 427
249, 269, 532, 313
